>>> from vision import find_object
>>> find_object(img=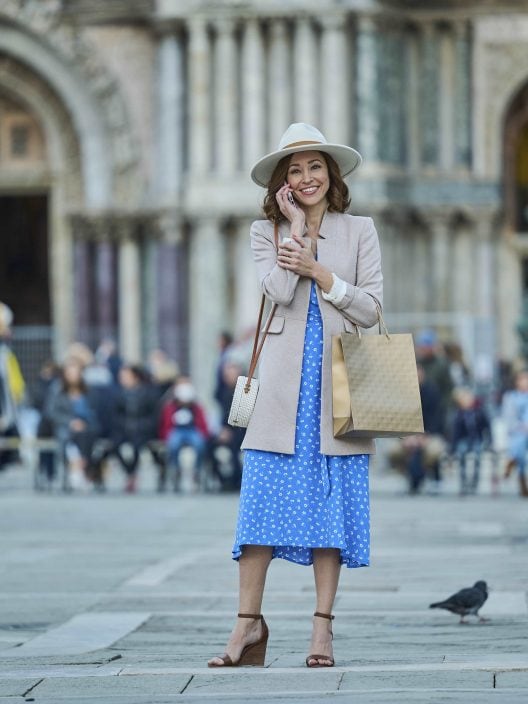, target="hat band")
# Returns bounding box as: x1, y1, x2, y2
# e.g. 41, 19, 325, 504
282, 139, 324, 149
